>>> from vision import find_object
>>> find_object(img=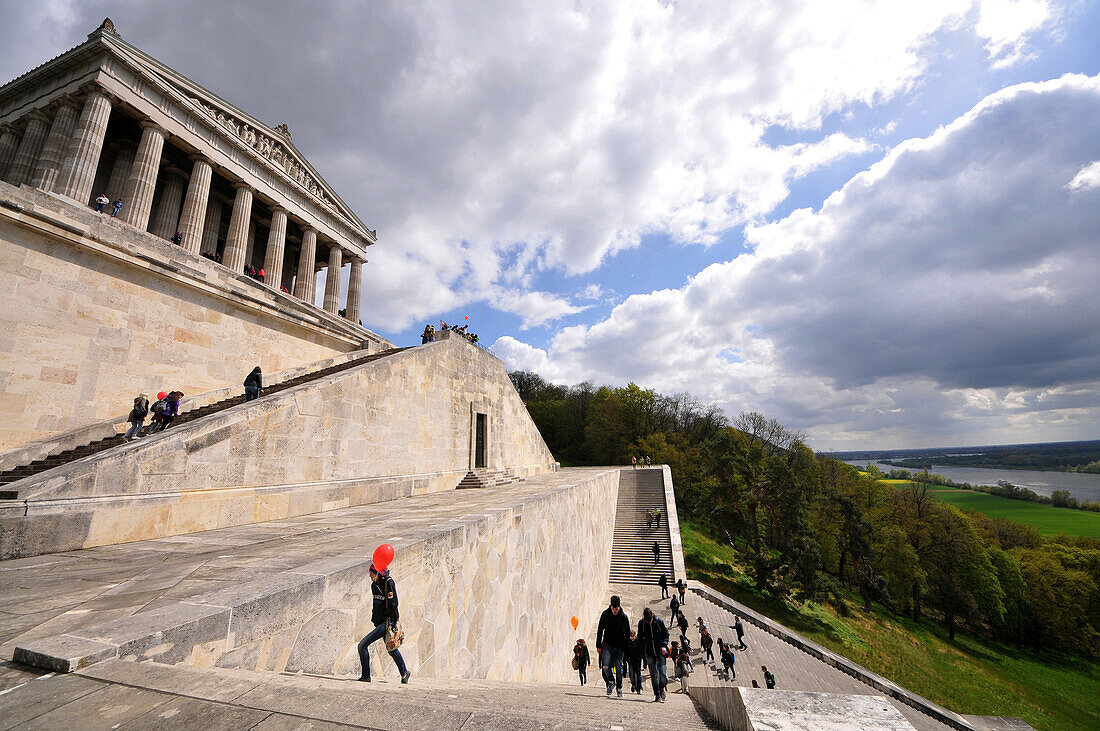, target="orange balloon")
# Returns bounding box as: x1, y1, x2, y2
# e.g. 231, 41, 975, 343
571, 615, 579, 631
